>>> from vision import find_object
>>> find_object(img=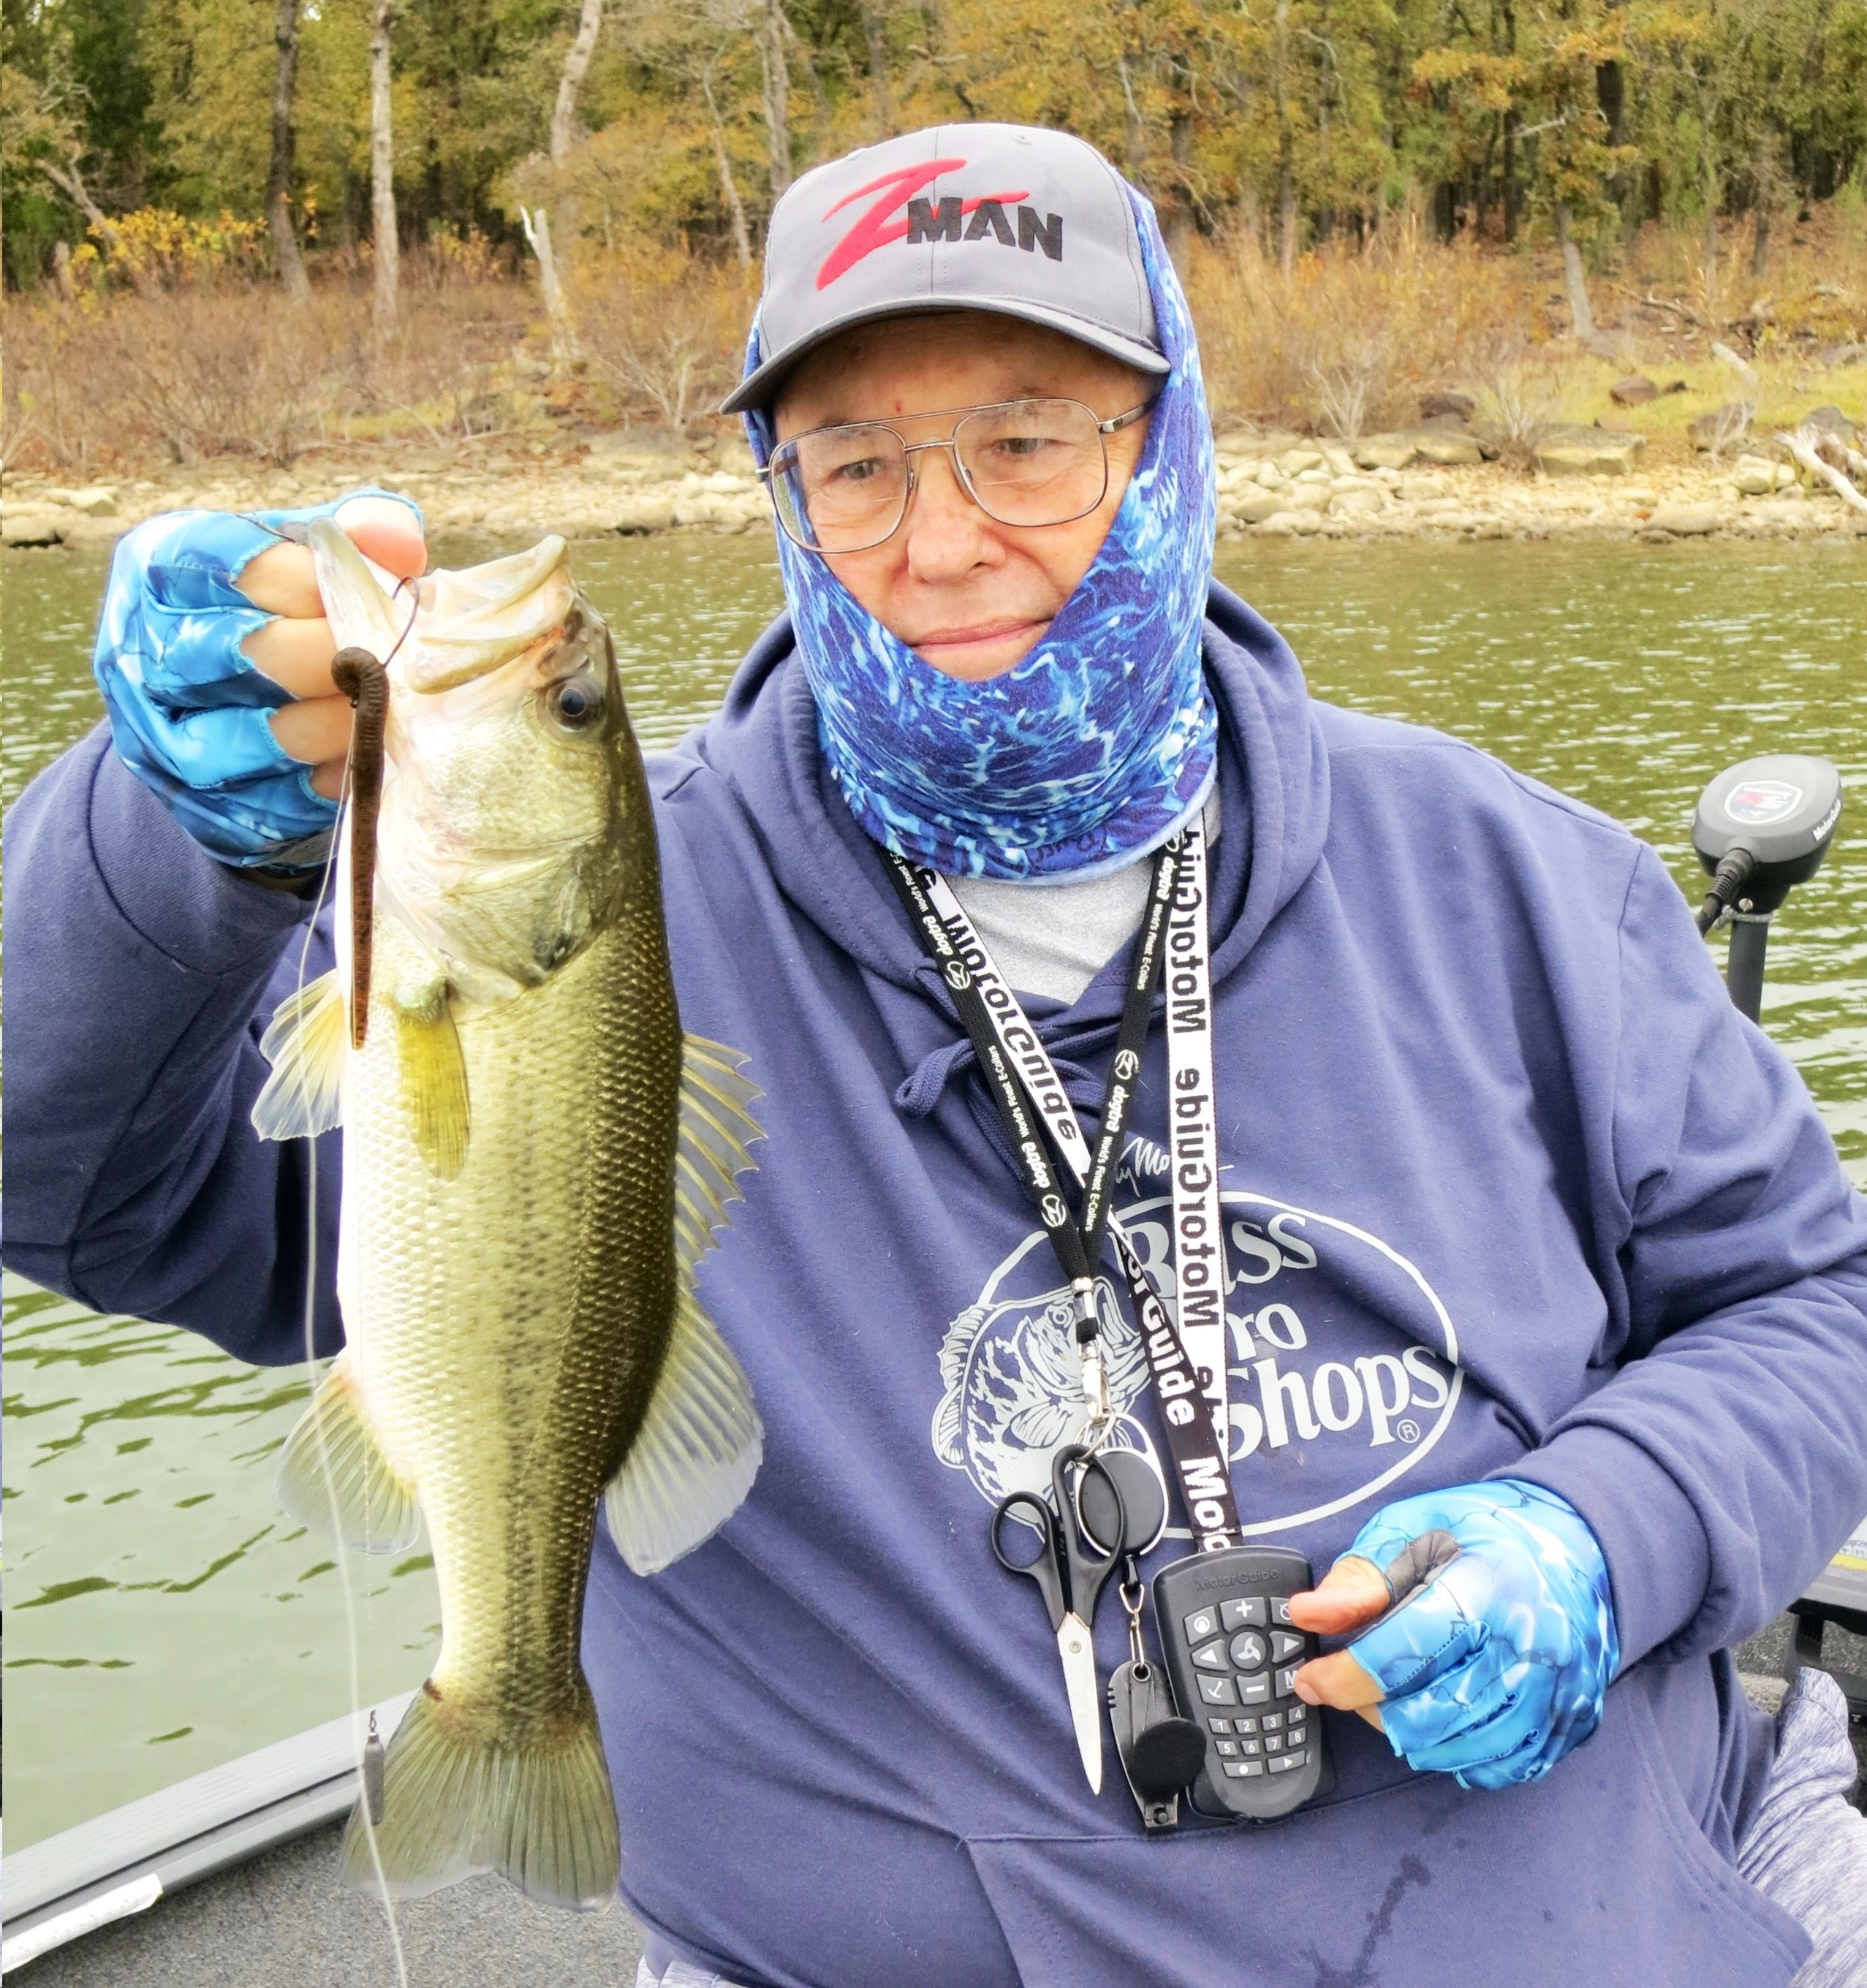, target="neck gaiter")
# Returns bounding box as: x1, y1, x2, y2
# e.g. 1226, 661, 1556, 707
743, 183, 1216, 881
